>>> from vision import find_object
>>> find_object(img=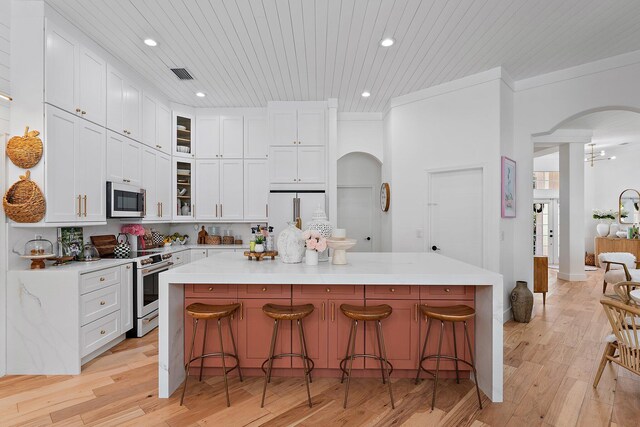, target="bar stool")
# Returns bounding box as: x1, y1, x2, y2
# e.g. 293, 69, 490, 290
415, 304, 482, 410
261, 303, 315, 408
340, 303, 395, 409
180, 302, 242, 407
